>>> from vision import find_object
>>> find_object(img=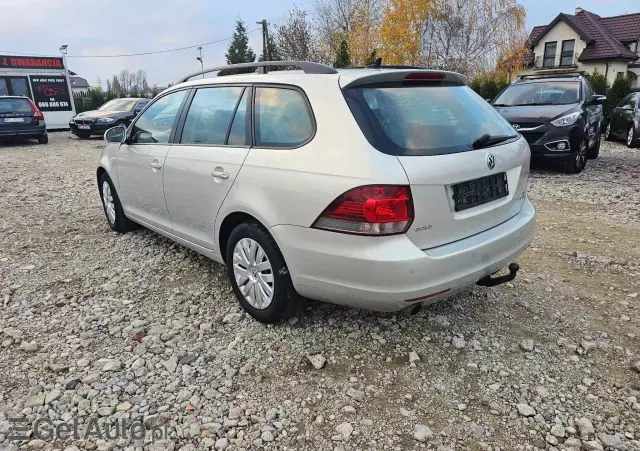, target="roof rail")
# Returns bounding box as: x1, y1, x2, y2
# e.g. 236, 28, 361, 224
179, 61, 338, 83
519, 71, 585, 80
